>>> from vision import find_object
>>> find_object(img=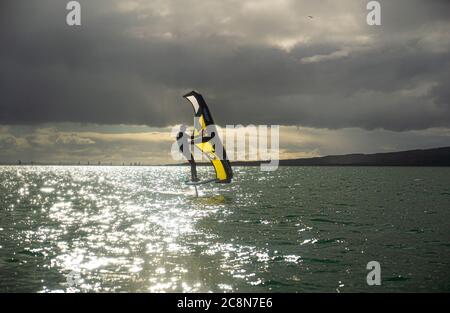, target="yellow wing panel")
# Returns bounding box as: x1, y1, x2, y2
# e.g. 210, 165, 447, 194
199, 115, 206, 129
195, 142, 215, 153
195, 142, 229, 182
211, 159, 227, 181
